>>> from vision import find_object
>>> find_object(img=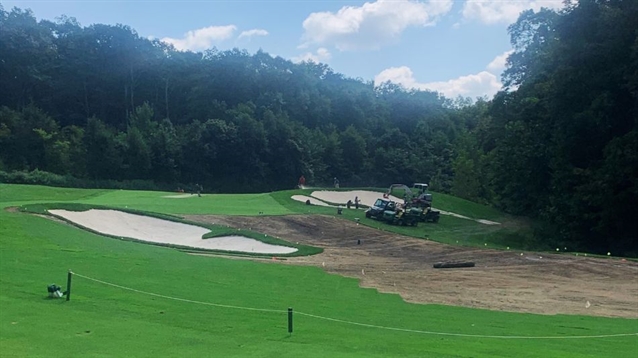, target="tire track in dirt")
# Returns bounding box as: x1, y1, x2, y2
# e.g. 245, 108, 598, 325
186, 214, 638, 318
